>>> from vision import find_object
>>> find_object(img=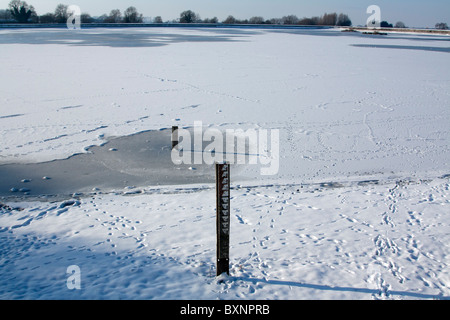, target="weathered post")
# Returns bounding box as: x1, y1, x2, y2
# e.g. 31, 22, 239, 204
172, 126, 179, 150
216, 162, 230, 276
